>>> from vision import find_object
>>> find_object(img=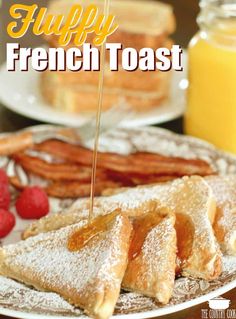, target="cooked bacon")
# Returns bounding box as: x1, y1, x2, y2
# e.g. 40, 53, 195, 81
102, 157, 213, 177
9, 140, 216, 199
34, 140, 214, 177
131, 152, 212, 168
45, 180, 122, 198
12, 153, 107, 182
105, 170, 177, 186
34, 140, 93, 165
0, 132, 33, 156
10, 175, 122, 199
